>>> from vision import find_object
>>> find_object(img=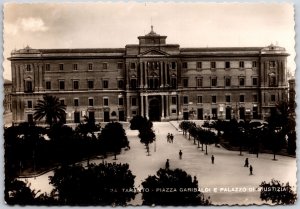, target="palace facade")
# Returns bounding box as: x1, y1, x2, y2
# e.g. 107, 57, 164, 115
8, 27, 289, 124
